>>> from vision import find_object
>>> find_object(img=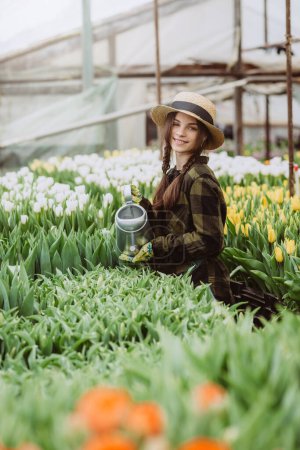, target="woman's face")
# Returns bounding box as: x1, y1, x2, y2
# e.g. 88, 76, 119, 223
171, 112, 207, 154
